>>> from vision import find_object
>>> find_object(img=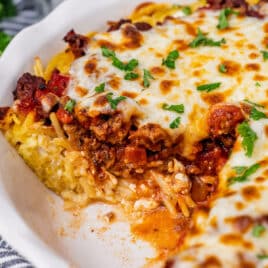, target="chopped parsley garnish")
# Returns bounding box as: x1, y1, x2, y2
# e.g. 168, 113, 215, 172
125, 59, 139, 71
162, 50, 179, 69
143, 69, 154, 88
162, 103, 184, 113
106, 93, 126, 110
169, 116, 181, 129
182, 6, 192, 16
252, 224, 266, 237
261, 50, 268, 61
124, 72, 139, 80
197, 82, 221, 92
0, 31, 12, 55
64, 99, 76, 113
250, 107, 268, 120
257, 254, 268, 260
237, 121, 258, 157
101, 46, 139, 71
94, 83, 105, 93
228, 163, 260, 185
189, 28, 226, 48
219, 63, 227, 73
244, 99, 264, 108
255, 82, 261, 87
217, 8, 239, 30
